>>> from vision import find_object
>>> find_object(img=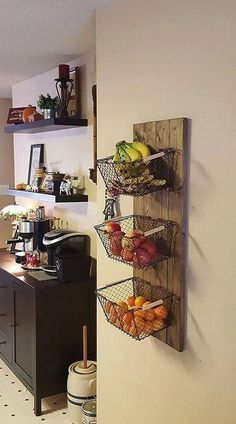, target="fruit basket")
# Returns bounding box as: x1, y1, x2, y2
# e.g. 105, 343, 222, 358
94, 215, 176, 269
97, 147, 176, 196
96, 277, 173, 341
